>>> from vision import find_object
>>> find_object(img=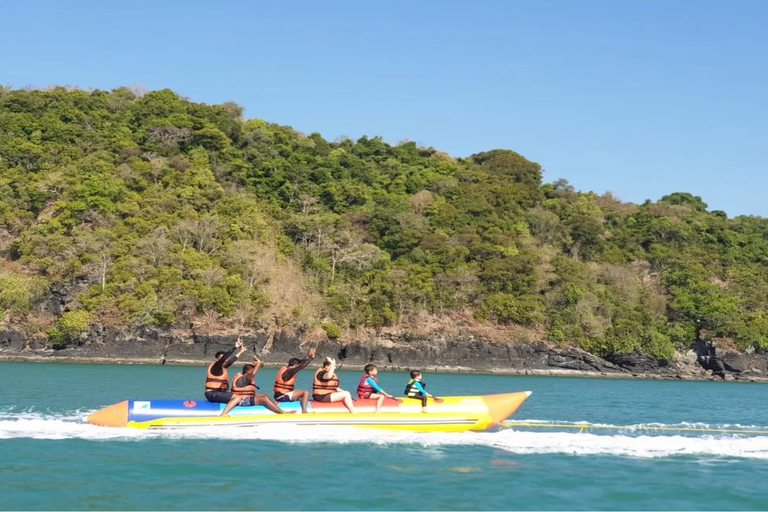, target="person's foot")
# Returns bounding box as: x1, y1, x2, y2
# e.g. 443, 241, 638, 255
421, 407, 428, 413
